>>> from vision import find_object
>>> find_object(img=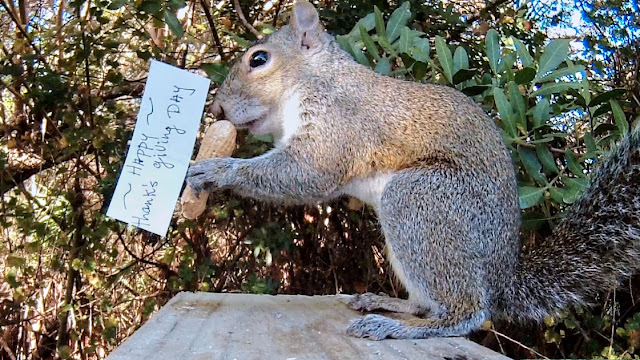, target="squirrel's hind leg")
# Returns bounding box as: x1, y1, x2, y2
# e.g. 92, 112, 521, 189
346, 167, 497, 339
